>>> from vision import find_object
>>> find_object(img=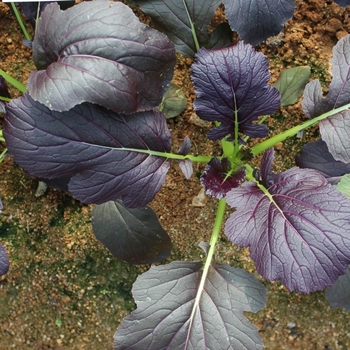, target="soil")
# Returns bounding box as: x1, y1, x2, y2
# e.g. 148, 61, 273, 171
0, 0, 350, 349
